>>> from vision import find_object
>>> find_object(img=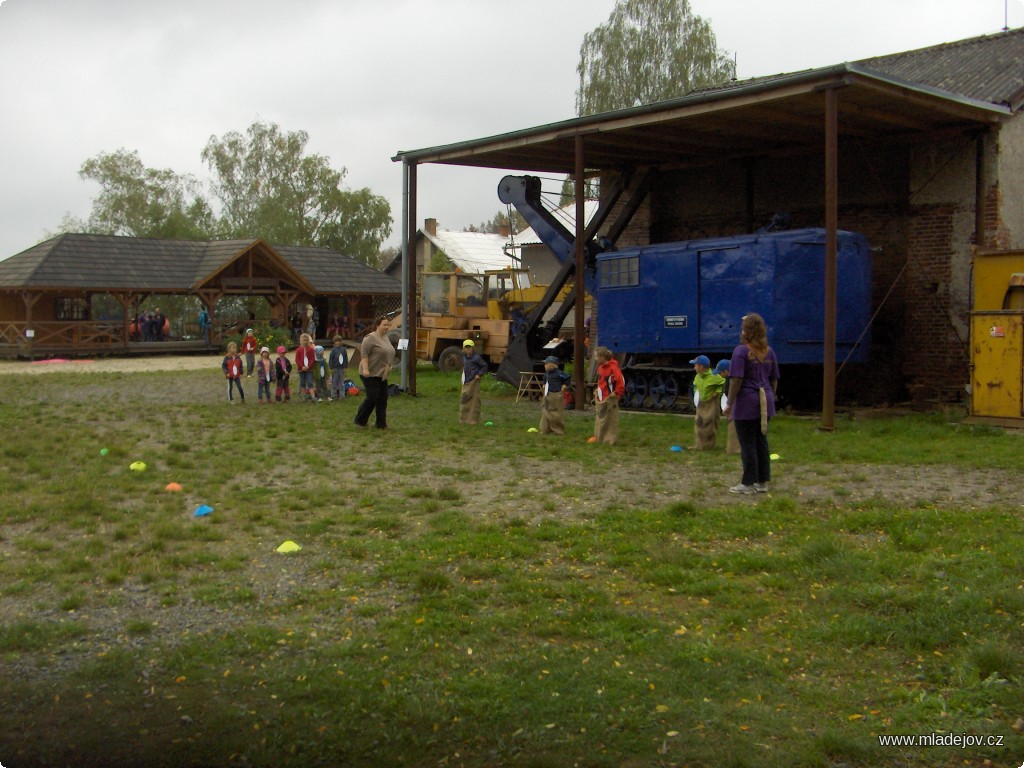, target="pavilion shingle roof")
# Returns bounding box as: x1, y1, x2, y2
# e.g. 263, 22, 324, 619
0, 233, 400, 295
273, 244, 401, 294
